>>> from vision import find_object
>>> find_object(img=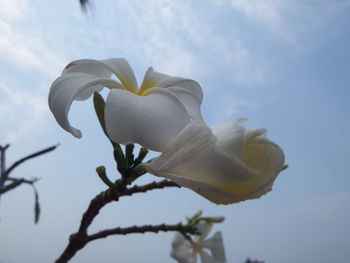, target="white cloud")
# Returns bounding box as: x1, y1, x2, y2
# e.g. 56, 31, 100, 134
213, 0, 350, 50
0, 0, 67, 142
87, 0, 263, 84
0, 0, 65, 78
0, 84, 49, 142
214, 0, 299, 47
0, 0, 28, 21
